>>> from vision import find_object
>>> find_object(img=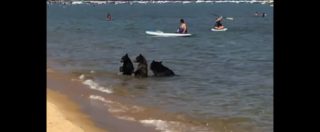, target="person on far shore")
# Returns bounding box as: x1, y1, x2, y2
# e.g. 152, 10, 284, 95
177, 19, 188, 34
